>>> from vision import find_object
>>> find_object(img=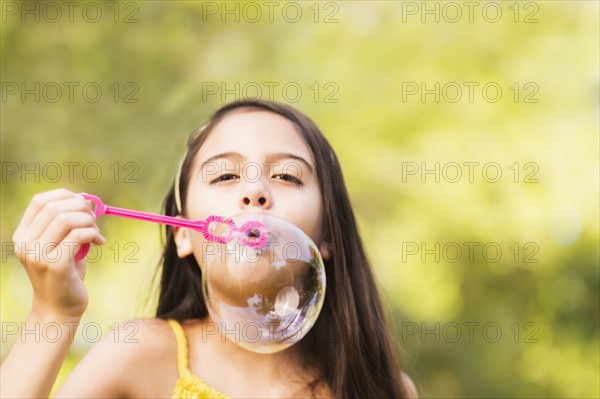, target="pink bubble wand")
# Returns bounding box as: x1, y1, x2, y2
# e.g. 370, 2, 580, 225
75, 193, 268, 260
